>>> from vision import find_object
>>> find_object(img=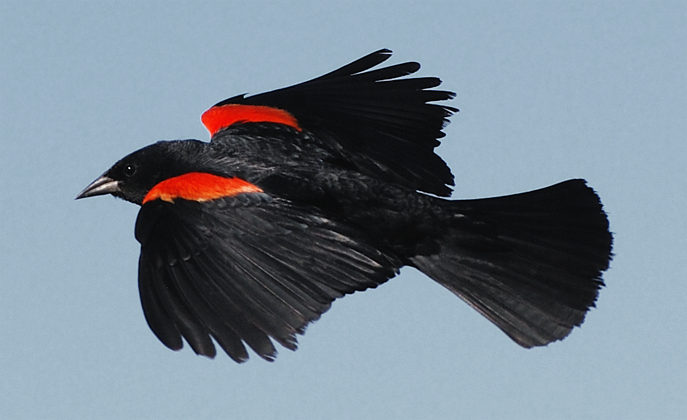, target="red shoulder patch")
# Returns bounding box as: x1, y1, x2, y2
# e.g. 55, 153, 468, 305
201, 104, 301, 136
143, 173, 263, 204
